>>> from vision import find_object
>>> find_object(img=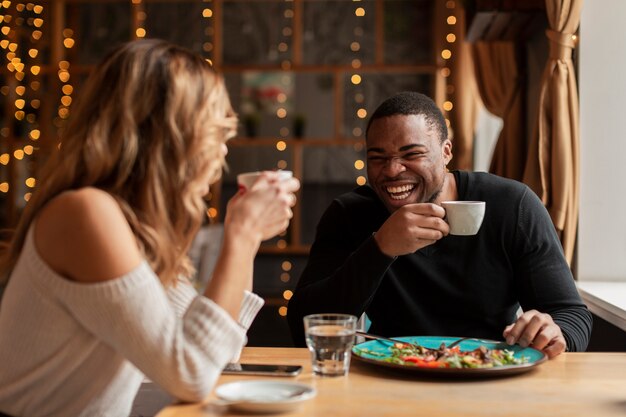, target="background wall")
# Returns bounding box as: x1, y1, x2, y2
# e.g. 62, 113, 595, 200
578, 0, 626, 282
